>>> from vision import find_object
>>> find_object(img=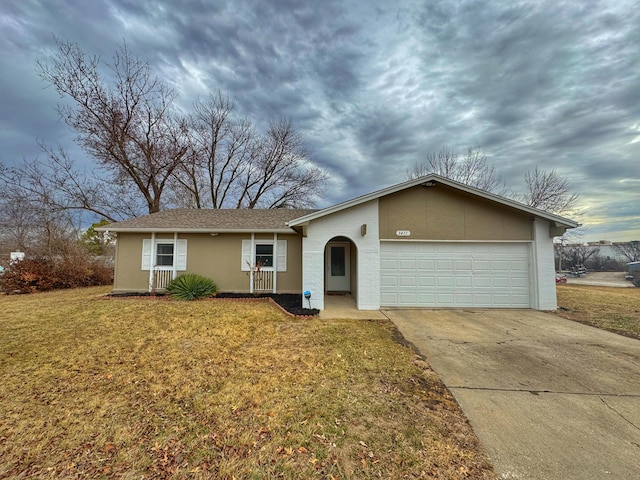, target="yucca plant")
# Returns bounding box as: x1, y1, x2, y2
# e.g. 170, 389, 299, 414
165, 273, 218, 300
